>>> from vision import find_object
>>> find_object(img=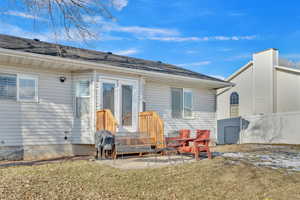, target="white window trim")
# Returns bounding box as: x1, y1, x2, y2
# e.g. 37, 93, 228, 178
17, 74, 39, 103
171, 87, 194, 119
